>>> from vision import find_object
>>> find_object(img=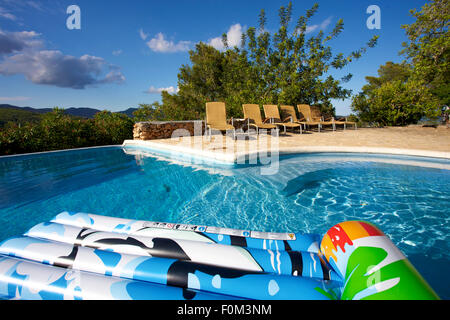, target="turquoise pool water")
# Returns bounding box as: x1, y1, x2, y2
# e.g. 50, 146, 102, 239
0, 146, 449, 299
